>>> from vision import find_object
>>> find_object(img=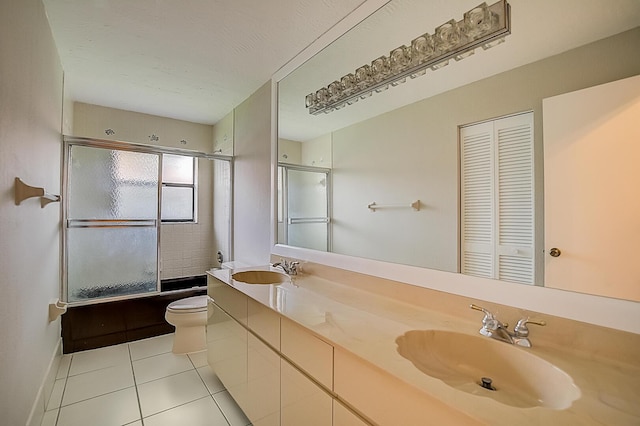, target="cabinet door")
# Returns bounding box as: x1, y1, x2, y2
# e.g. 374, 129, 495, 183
281, 359, 332, 426
333, 399, 370, 426
247, 333, 280, 426
207, 300, 248, 410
